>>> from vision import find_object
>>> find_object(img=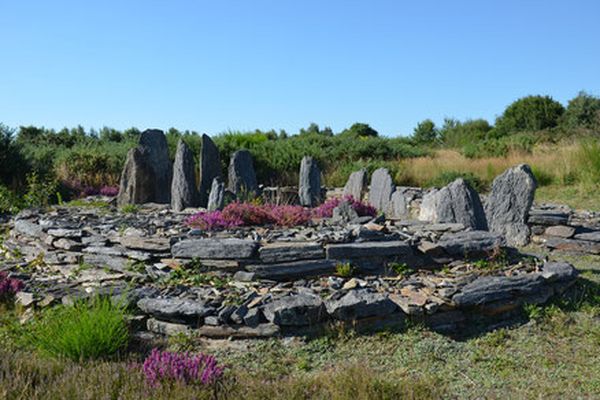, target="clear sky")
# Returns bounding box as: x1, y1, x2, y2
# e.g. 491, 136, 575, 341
1, 0, 599, 137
